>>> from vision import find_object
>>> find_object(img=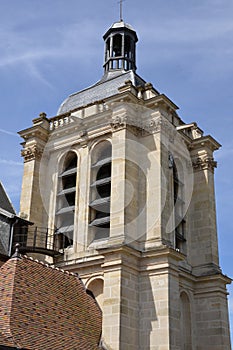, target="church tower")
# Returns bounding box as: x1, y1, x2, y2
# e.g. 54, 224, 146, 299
18, 15, 231, 350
